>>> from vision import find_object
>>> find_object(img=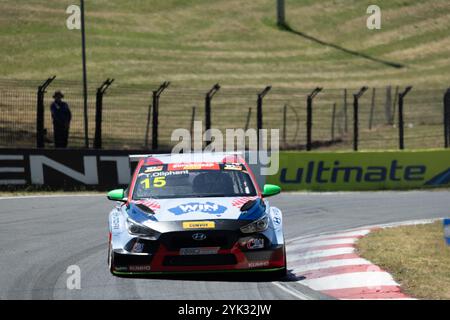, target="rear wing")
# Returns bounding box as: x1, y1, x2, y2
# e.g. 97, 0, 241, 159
128, 152, 245, 163
128, 154, 160, 162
